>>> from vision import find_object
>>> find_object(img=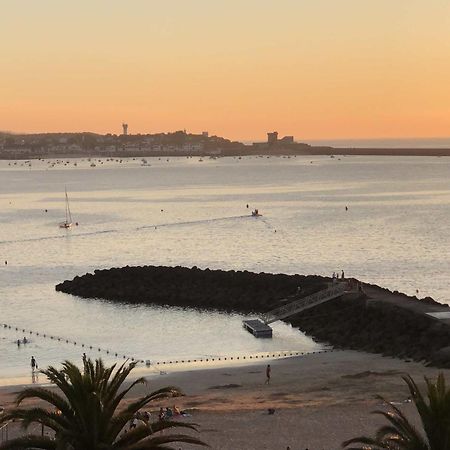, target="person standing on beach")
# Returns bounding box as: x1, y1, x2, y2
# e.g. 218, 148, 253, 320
31, 356, 37, 372
265, 364, 271, 384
